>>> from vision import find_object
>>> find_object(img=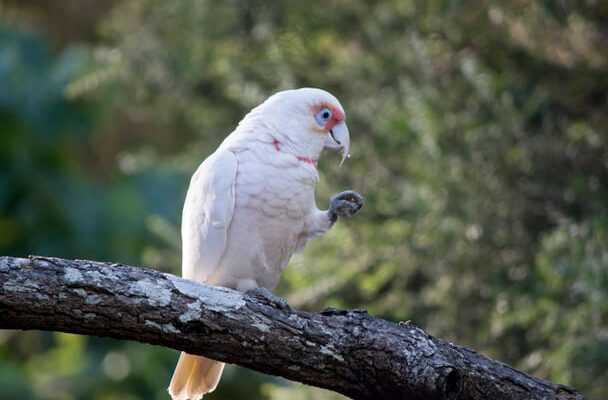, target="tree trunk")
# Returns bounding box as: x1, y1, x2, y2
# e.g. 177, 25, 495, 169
0, 256, 585, 400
